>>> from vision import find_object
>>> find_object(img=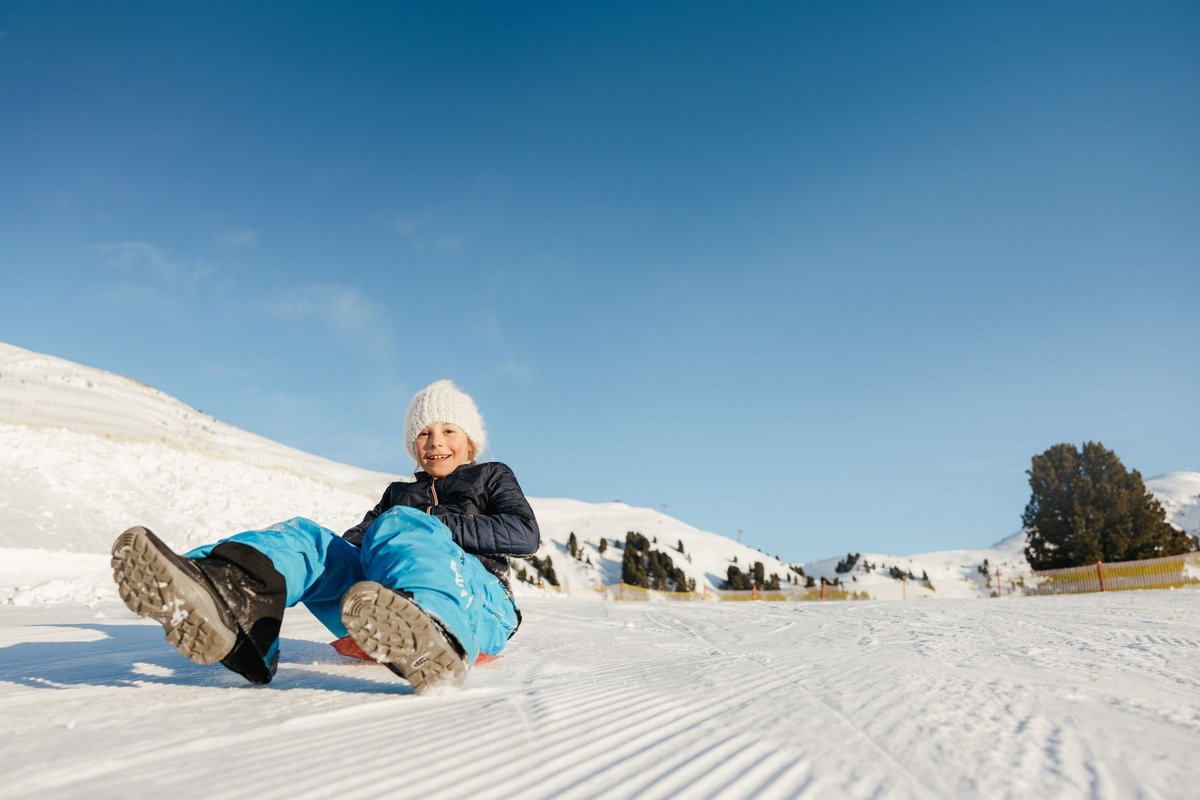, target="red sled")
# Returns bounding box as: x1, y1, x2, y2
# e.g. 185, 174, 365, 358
331, 635, 500, 666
